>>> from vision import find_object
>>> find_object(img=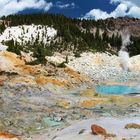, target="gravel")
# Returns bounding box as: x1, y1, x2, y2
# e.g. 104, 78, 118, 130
68, 52, 140, 82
